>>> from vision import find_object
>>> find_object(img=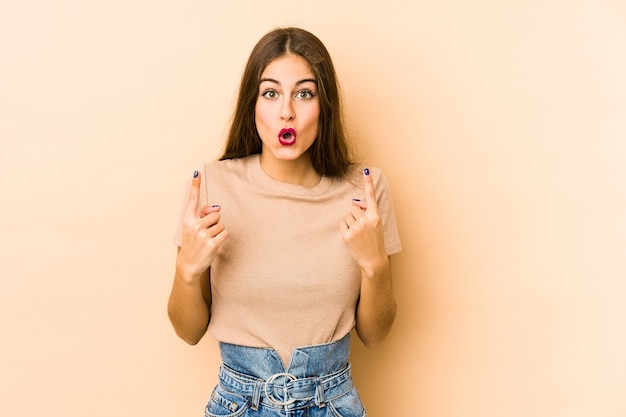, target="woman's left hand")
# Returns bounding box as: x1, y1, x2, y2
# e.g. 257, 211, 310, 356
339, 169, 388, 276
